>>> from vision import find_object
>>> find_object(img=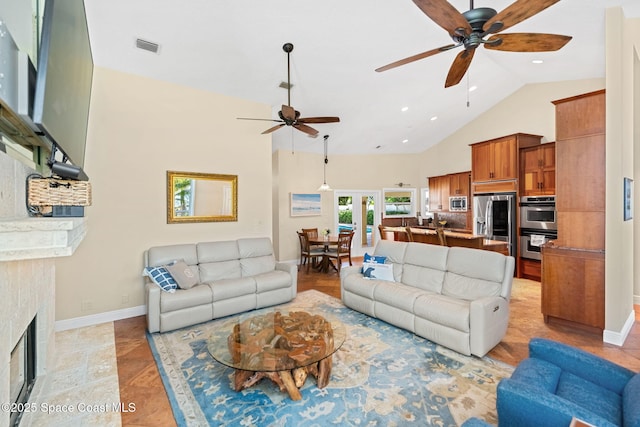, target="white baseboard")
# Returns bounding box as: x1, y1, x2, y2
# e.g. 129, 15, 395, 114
634, 294, 640, 306
603, 309, 636, 346
55, 305, 147, 332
